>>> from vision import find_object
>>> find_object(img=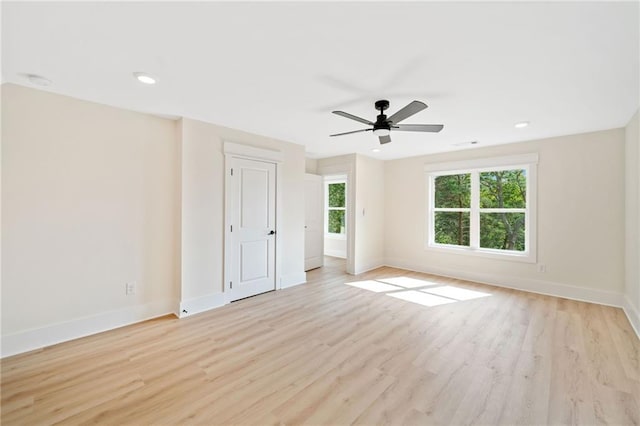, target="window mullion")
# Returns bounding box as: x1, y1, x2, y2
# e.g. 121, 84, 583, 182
470, 171, 480, 249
